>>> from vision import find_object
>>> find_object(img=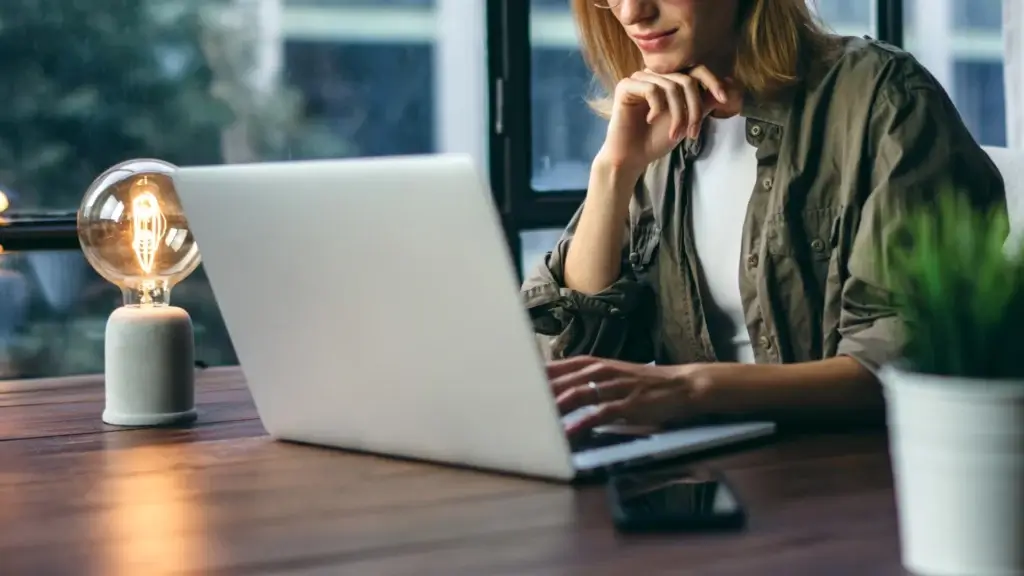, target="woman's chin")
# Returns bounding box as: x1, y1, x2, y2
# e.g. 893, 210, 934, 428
642, 54, 694, 75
